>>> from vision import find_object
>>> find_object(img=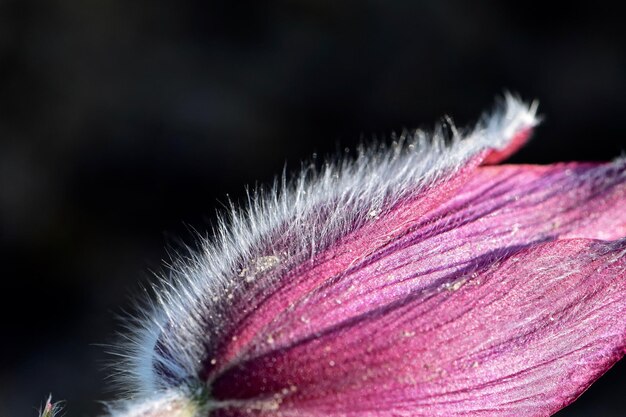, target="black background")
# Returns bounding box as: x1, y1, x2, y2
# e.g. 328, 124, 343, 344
1, 2, 625, 416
